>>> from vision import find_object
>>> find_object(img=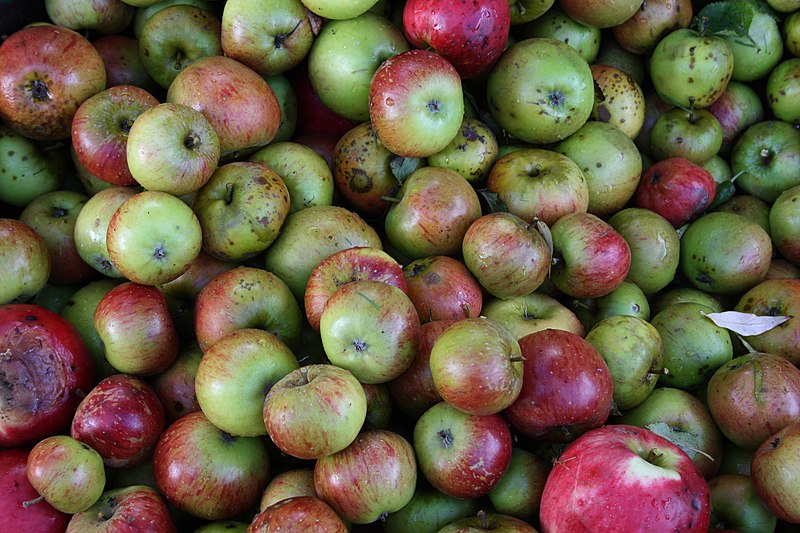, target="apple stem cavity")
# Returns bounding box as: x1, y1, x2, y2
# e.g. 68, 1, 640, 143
224, 182, 235, 205
22, 495, 44, 508
275, 19, 303, 49
759, 148, 774, 165
51, 206, 68, 218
